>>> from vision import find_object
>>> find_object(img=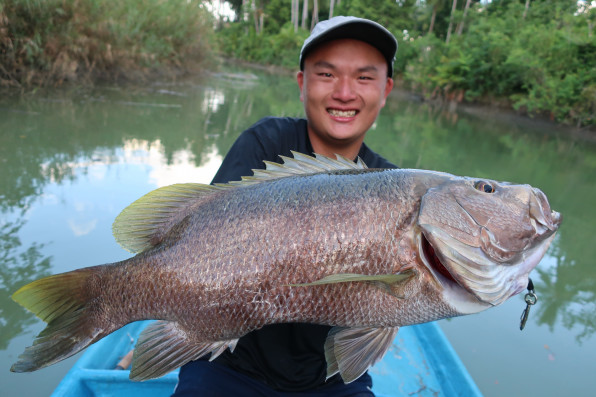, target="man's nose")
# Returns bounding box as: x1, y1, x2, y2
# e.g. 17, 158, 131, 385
332, 78, 357, 102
